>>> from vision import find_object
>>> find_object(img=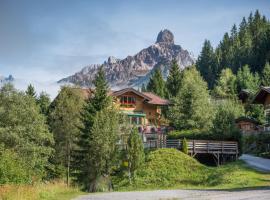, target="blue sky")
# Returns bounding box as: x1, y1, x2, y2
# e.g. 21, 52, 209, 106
0, 0, 269, 97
